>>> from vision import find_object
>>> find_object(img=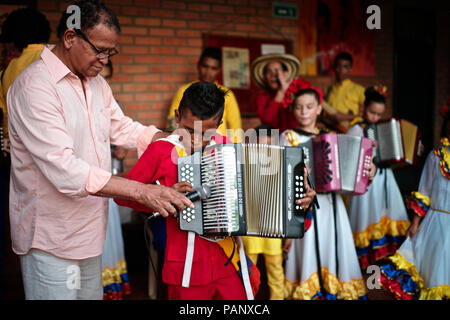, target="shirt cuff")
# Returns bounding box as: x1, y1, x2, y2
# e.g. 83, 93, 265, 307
137, 125, 160, 158
85, 166, 112, 194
